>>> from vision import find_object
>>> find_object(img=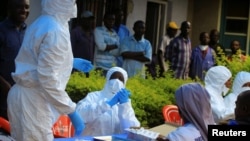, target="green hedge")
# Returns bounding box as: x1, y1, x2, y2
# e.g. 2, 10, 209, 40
66, 51, 250, 128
